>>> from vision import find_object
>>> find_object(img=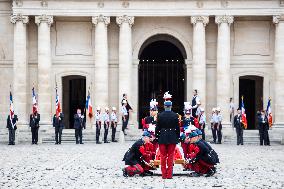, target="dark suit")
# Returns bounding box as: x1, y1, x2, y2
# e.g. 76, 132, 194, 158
6, 115, 18, 145
258, 115, 270, 146
155, 110, 180, 179
121, 98, 132, 127
234, 114, 243, 145
53, 113, 64, 144
74, 114, 85, 144
30, 113, 40, 144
